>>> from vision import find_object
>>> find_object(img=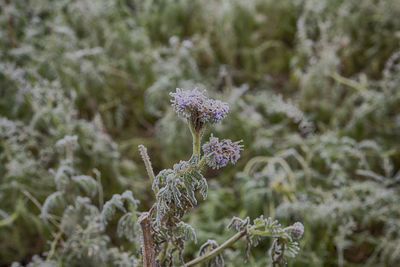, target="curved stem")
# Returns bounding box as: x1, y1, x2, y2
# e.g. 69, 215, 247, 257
184, 229, 247, 267
0, 210, 18, 227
